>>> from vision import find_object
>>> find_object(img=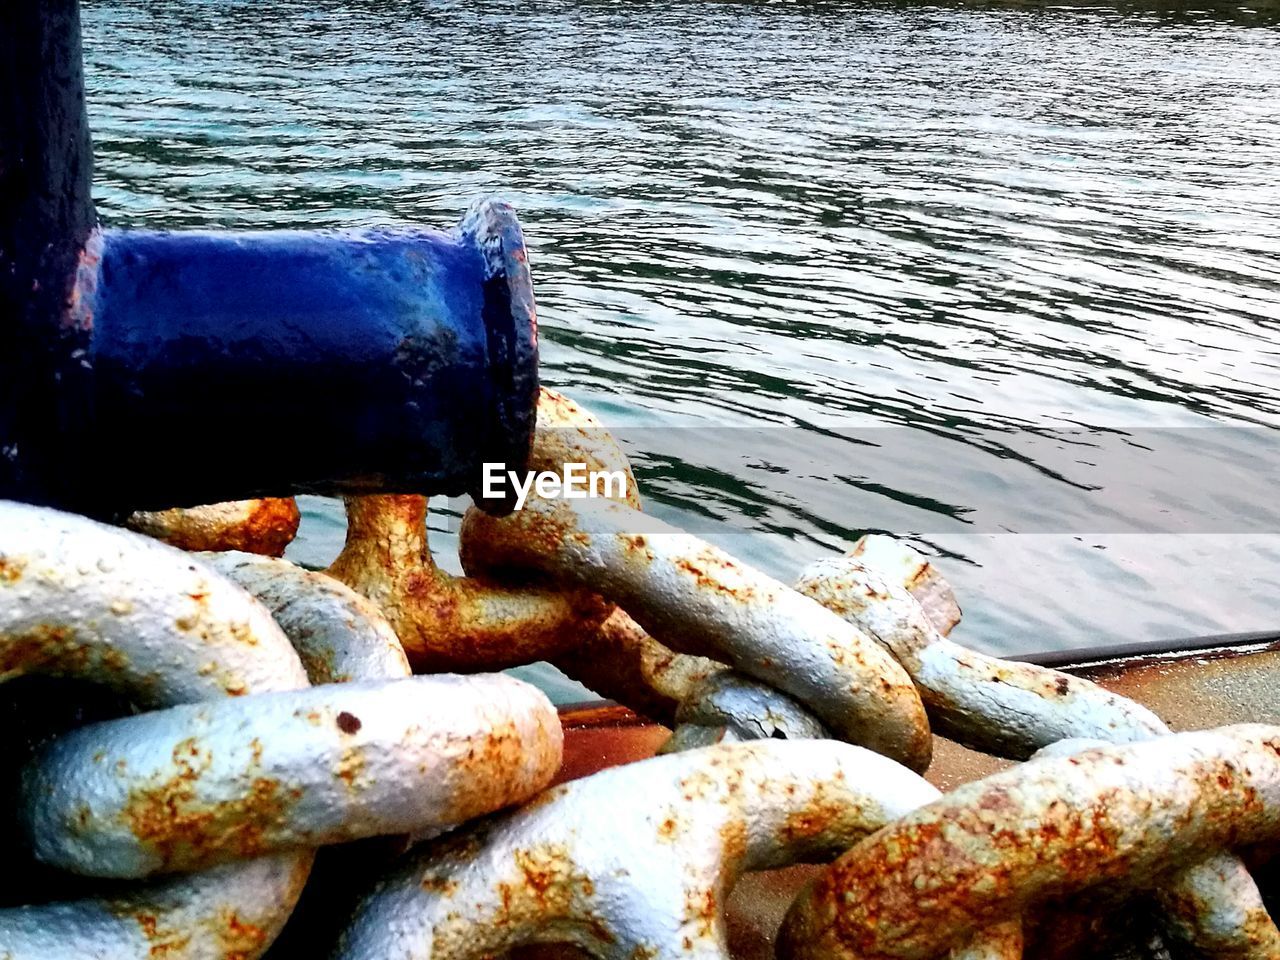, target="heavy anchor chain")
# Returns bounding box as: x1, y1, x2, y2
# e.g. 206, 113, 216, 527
460, 389, 932, 772
446, 388, 1280, 957
333, 739, 943, 960
656, 536, 963, 752
779, 726, 1280, 960
0, 500, 562, 959
796, 547, 1280, 958
326, 387, 926, 769
11, 383, 1280, 960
